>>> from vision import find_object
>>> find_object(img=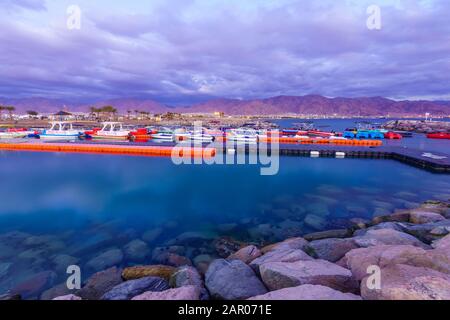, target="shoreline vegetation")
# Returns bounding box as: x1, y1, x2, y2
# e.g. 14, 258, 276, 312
2, 199, 449, 301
